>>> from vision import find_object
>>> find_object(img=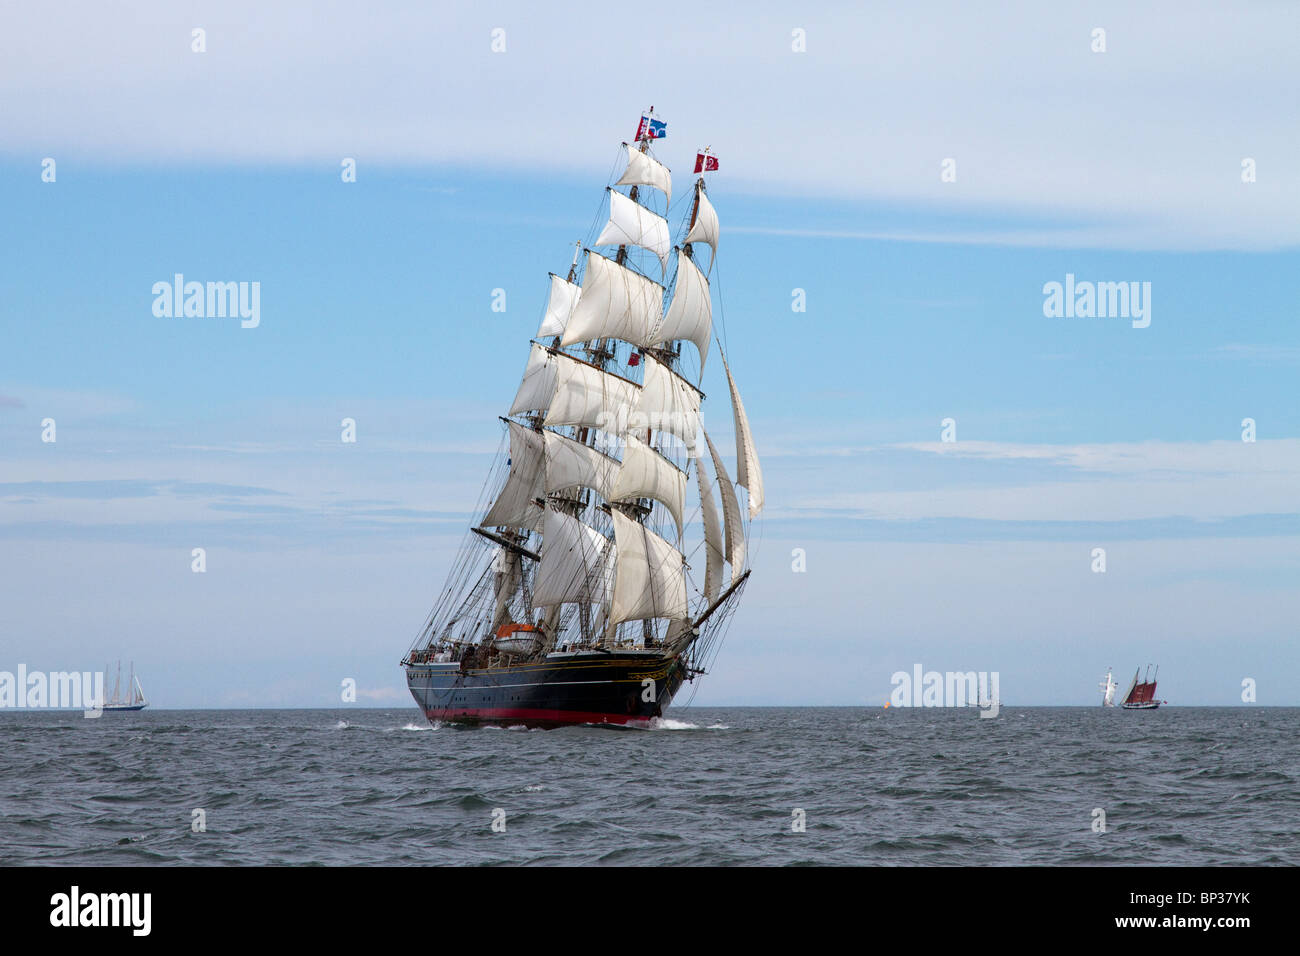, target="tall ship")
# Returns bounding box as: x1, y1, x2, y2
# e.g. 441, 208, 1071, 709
402, 112, 763, 728
1119, 665, 1164, 710
103, 660, 148, 712
1099, 667, 1117, 706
